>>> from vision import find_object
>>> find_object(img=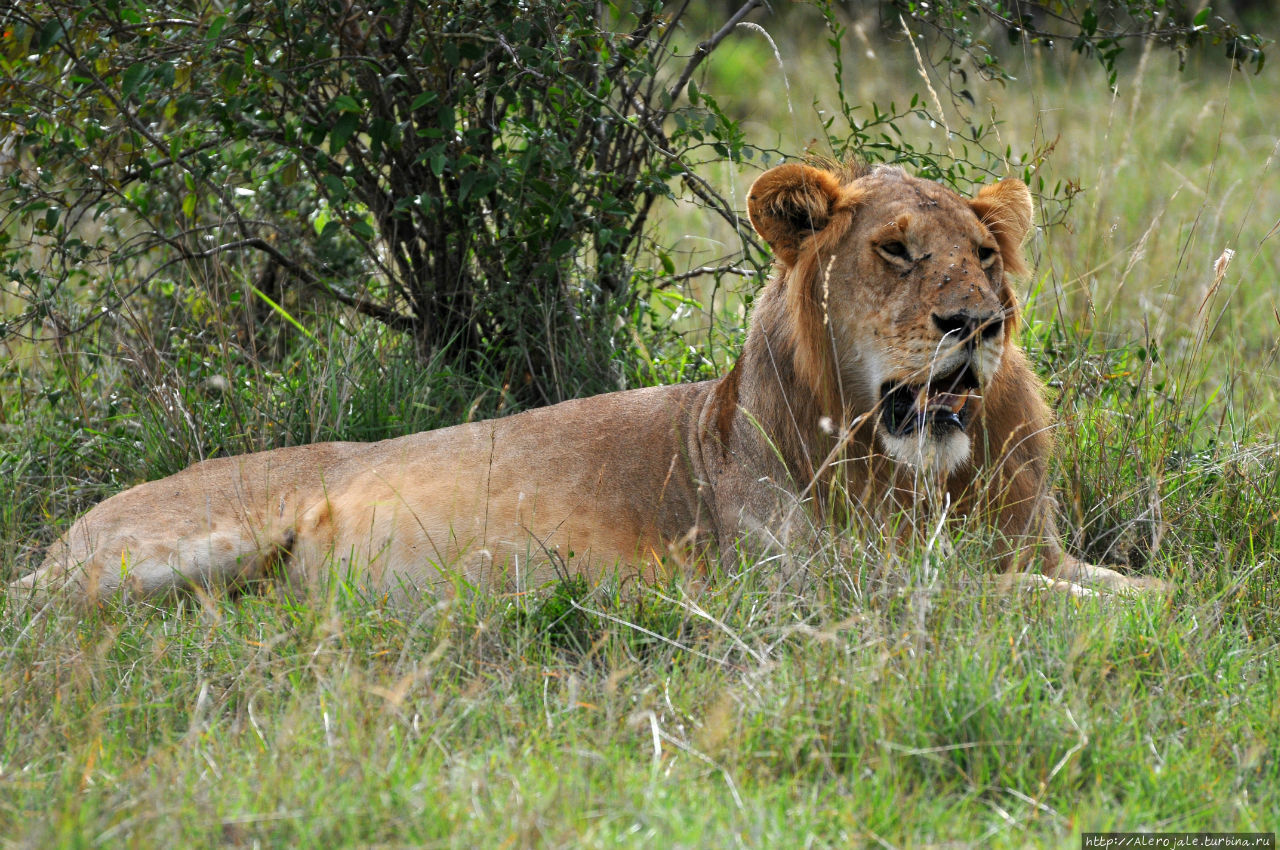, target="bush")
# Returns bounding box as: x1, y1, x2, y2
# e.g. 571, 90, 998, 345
0, 0, 772, 406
